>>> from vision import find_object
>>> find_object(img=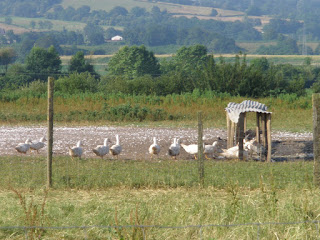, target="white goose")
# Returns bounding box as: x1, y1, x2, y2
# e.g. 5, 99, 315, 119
219, 145, 248, 159
244, 138, 266, 160
109, 135, 122, 159
203, 137, 222, 159
15, 138, 32, 154
168, 138, 180, 159
30, 137, 46, 153
93, 138, 110, 159
69, 140, 83, 160
181, 142, 200, 159
149, 137, 161, 158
